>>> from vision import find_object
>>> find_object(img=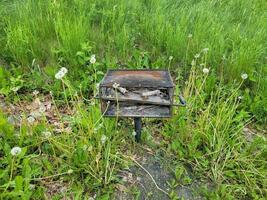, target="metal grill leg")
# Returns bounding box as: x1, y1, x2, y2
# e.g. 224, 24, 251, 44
134, 117, 142, 142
